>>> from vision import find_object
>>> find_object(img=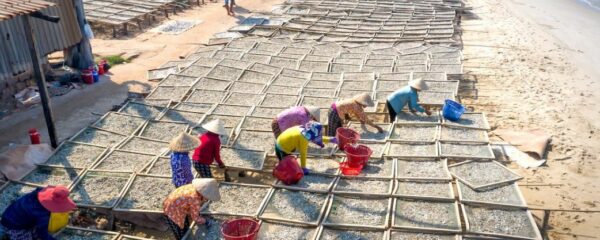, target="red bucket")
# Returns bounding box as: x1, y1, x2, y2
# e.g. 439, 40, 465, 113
221, 218, 260, 240
81, 69, 93, 84
98, 59, 107, 75
336, 127, 360, 150
344, 144, 372, 168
